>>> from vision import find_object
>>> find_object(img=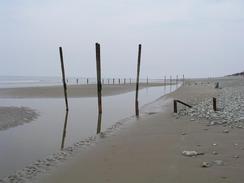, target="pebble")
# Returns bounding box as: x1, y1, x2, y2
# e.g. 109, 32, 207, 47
182, 151, 204, 157
201, 161, 210, 168
223, 129, 229, 133
212, 151, 218, 155
233, 155, 240, 159
213, 160, 224, 166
